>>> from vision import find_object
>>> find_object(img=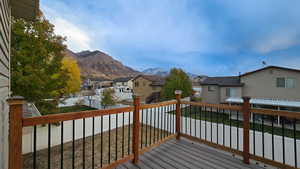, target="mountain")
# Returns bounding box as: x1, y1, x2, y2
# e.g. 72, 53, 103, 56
142, 68, 169, 77
64, 49, 139, 80
142, 67, 198, 78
